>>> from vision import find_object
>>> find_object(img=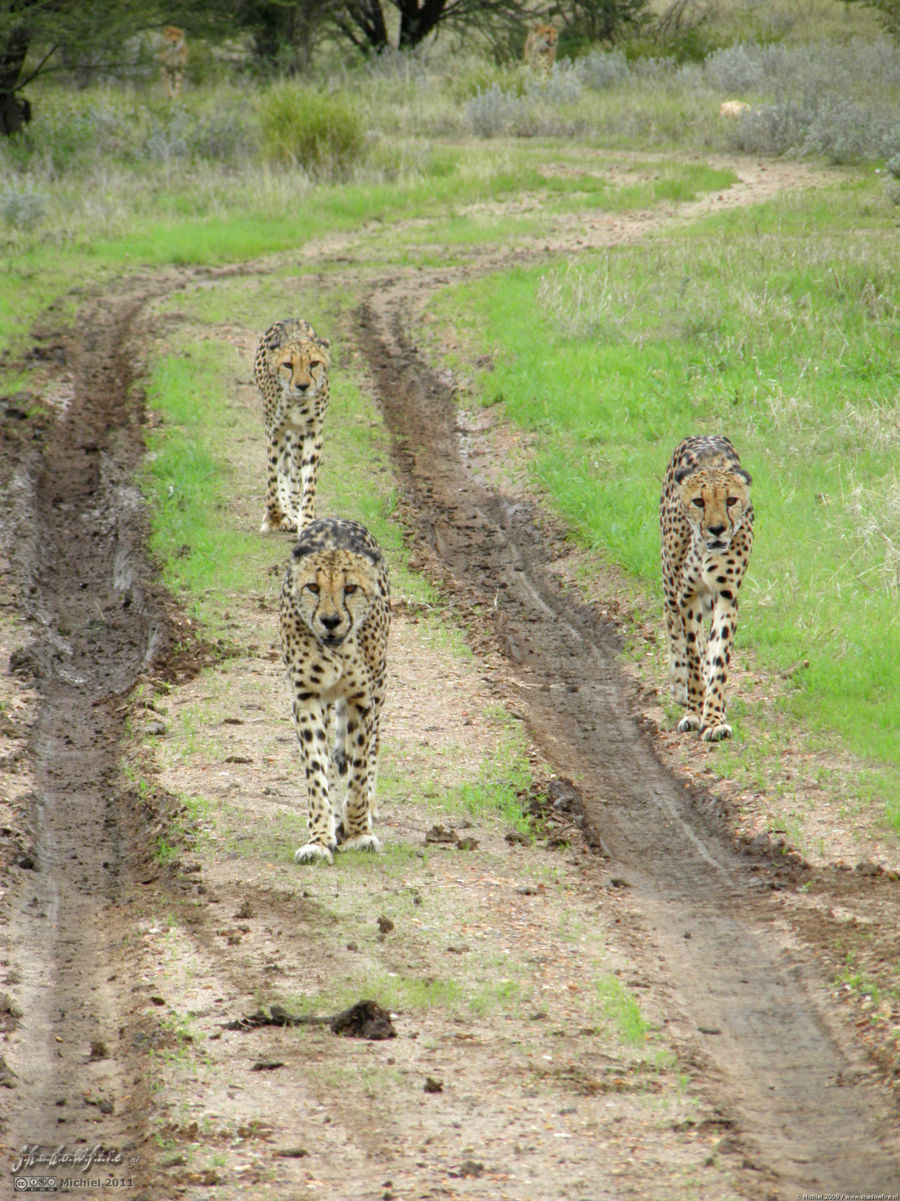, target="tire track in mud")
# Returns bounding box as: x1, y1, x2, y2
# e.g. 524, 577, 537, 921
2, 285, 169, 1184
356, 282, 899, 1198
